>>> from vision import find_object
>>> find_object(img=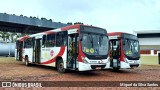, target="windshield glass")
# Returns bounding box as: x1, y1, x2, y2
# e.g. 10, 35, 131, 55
81, 33, 108, 55
123, 39, 140, 57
